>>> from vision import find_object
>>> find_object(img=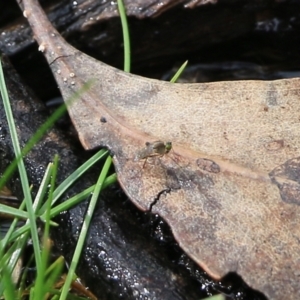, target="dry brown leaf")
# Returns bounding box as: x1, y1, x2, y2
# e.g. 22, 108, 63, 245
19, 0, 300, 298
